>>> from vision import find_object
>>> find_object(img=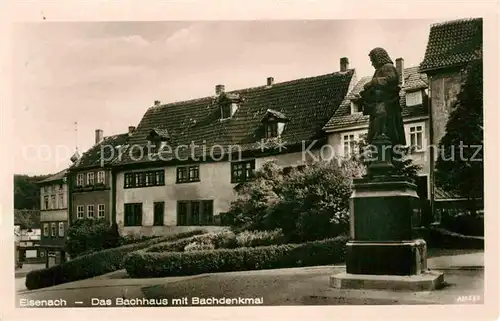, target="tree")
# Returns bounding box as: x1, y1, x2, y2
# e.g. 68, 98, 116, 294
14, 174, 51, 209
435, 60, 483, 216
227, 159, 364, 242
65, 218, 121, 258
